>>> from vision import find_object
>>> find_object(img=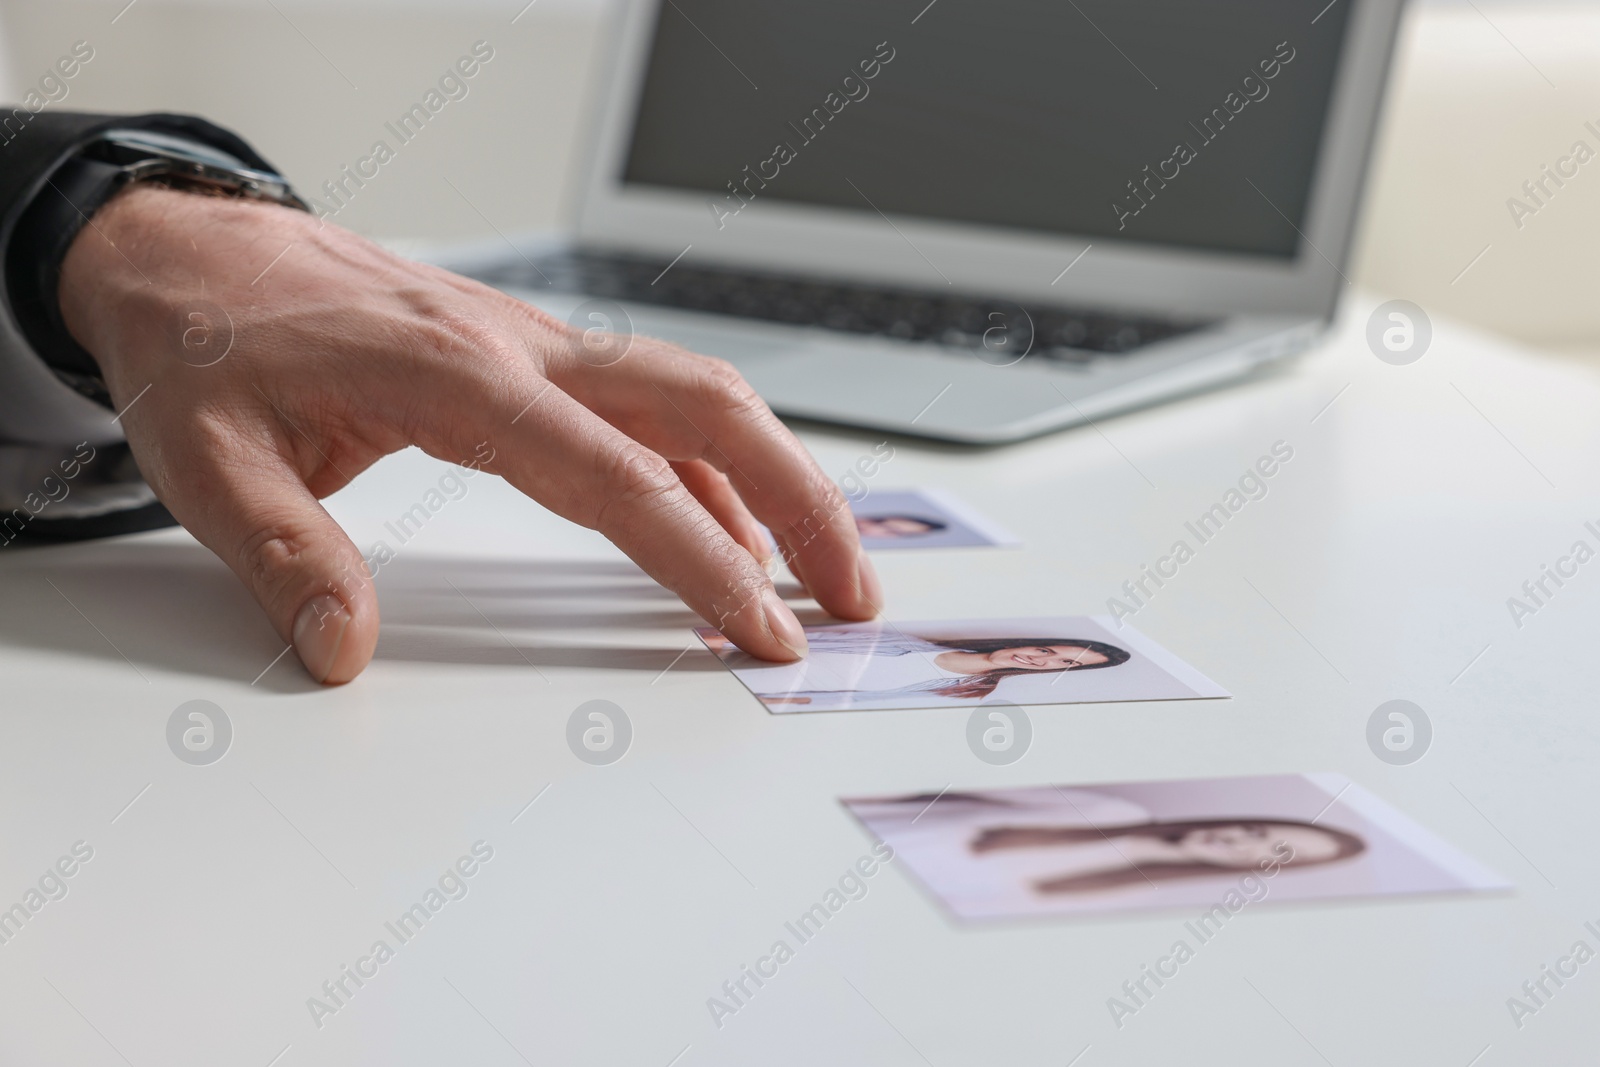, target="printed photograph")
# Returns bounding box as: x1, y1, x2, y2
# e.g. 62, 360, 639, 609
696, 615, 1228, 713
850, 488, 1019, 550
844, 774, 1508, 921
